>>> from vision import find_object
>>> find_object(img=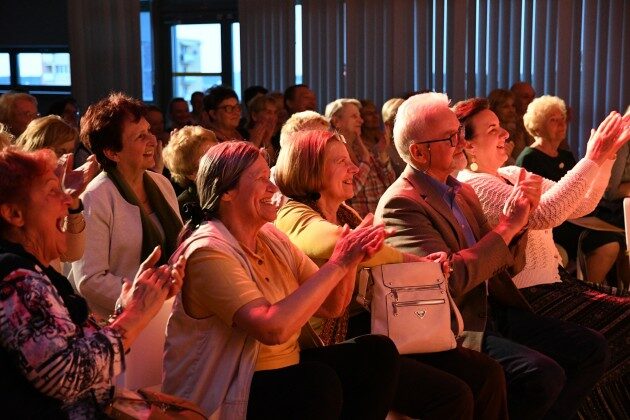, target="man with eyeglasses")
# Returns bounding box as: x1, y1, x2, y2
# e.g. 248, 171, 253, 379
0, 92, 39, 137
375, 92, 608, 420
